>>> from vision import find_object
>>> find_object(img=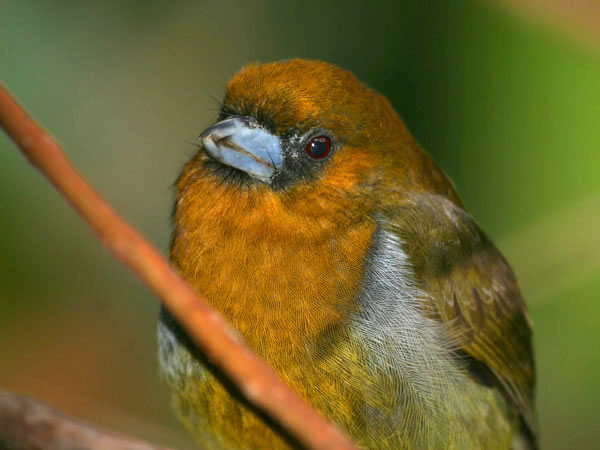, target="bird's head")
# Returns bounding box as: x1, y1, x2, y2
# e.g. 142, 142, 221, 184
176, 59, 460, 240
